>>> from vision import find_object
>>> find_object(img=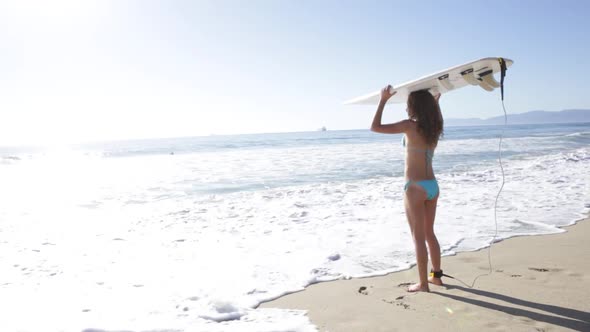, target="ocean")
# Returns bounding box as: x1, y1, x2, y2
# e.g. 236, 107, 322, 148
1, 122, 589, 331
